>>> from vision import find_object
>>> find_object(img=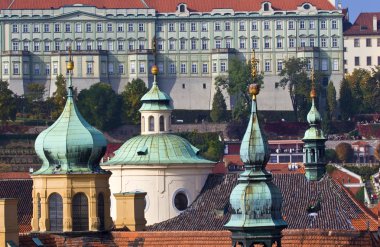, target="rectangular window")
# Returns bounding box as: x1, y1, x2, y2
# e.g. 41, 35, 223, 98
264, 38, 270, 49
45, 64, 50, 75
117, 23, 124, 32
34, 41, 40, 52
332, 20, 337, 29
276, 37, 282, 48
23, 24, 29, 33
128, 23, 134, 32
13, 63, 20, 75
201, 22, 208, 32
191, 22, 197, 32
355, 56, 360, 66
12, 42, 19, 51
180, 63, 186, 74
158, 63, 164, 74
130, 62, 136, 74
264, 21, 270, 30
168, 23, 175, 32
97, 41, 103, 50
157, 40, 163, 50
156, 23, 163, 32
265, 60, 271, 72
23, 41, 29, 51
108, 40, 114, 51
366, 38, 372, 47
180, 23, 186, 32
332, 37, 338, 48
86, 41, 92, 50
108, 63, 114, 74
87, 62, 93, 74
215, 40, 221, 49
118, 64, 125, 74
76, 41, 82, 51
277, 60, 283, 72
138, 23, 144, 32
288, 21, 294, 30
44, 41, 50, 52
309, 20, 315, 29
139, 40, 145, 50
44, 24, 50, 33
75, 23, 82, 32
252, 38, 258, 49
117, 40, 124, 51
300, 38, 306, 47
367, 56, 372, 66
169, 40, 175, 50
276, 20, 282, 30
321, 20, 326, 29
310, 38, 315, 47
128, 40, 134, 51
289, 38, 295, 48
226, 39, 232, 48
3, 63, 9, 75
378, 56, 380, 65
191, 39, 197, 50
201, 39, 208, 50
333, 59, 339, 71
54, 41, 60, 51
33, 24, 40, 33
212, 62, 217, 73
86, 23, 92, 32
220, 62, 226, 72
180, 39, 186, 50
321, 38, 327, 48
225, 21, 231, 31
97, 23, 103, 32
65, 23, 71, 33
239, 21, 245, 31
202, 63, 208, 73
12, 24, 18, 33
377, 38, 380, 47
300, 20, 305, 29
306, 58, 312, 70
139, 62, 145, 73
169, 63, 176, 74
53, 62, 58, 74
321, 59, 328, 71
191, 63, 197, 74
215, 22, 221, 31
54, 23, 60, 33
239, 38, 246, 49
251, 21, 258, 30
107, 23, 113, 32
